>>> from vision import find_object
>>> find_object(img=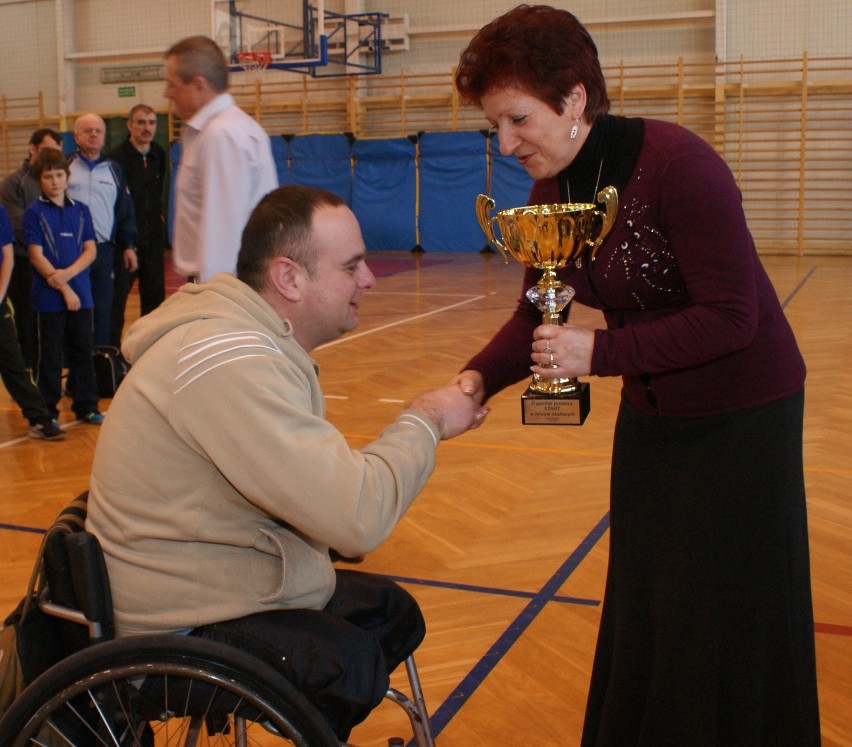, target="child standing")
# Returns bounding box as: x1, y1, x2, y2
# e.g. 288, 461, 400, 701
23, 149, 103, 425
0, 203, 65, 439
